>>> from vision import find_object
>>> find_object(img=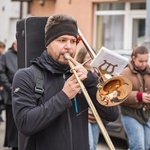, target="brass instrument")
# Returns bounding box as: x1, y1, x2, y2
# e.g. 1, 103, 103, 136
64, 53, 116, 150
64, 29, 132, 150
78, 28, 132, 107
